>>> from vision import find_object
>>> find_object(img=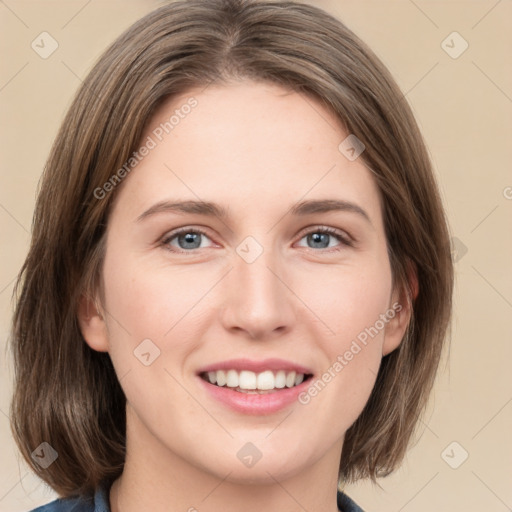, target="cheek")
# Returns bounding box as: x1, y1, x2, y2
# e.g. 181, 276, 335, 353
103, 254, 212, 338
100, 251, 218, 394
295, 297, 389, 435
103, 243, 392, 362
301, 259, 392, 345
299, 261, 392, 406
100, 255, 213, 413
